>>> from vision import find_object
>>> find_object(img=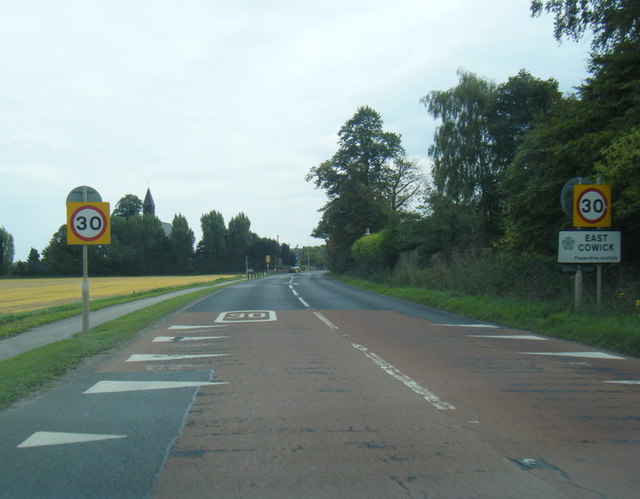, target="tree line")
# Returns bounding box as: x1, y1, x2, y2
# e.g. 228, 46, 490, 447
308, 0, 640, 275
3, 195, 323, 276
